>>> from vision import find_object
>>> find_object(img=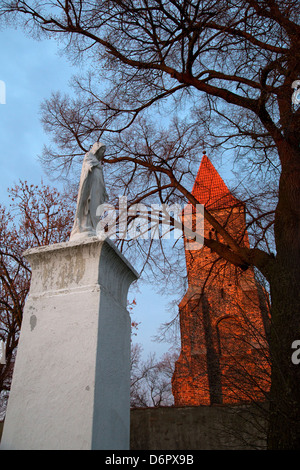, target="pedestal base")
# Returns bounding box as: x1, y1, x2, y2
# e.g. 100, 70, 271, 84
1, 237, 138, 450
